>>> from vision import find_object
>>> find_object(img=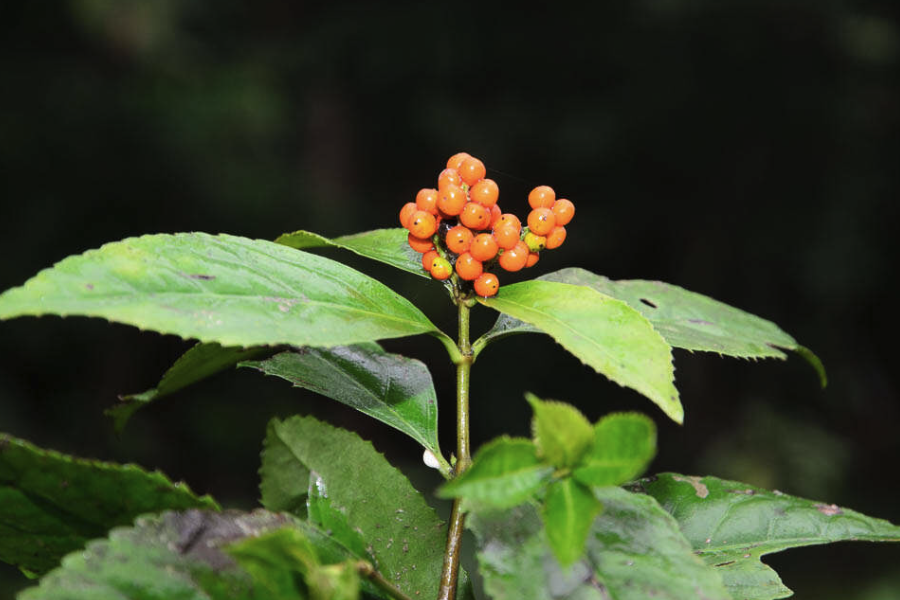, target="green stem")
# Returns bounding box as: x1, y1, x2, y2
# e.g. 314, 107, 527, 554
437, 300, 473, 600
356, 561, 414, 600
